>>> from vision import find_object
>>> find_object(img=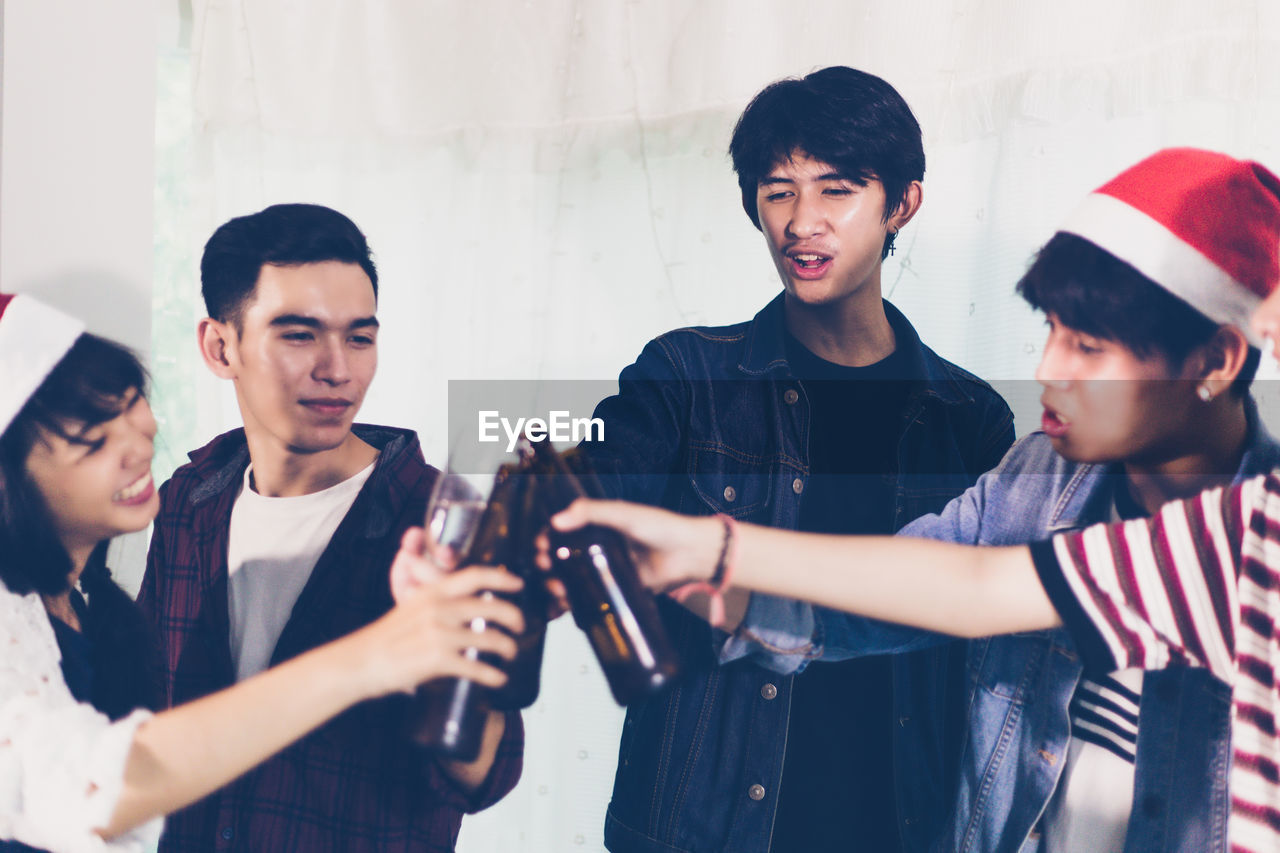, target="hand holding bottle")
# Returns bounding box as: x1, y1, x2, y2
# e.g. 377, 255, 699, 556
542, 498, 724, 591
527, 439, 681, 705
351, 556, 525, 698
